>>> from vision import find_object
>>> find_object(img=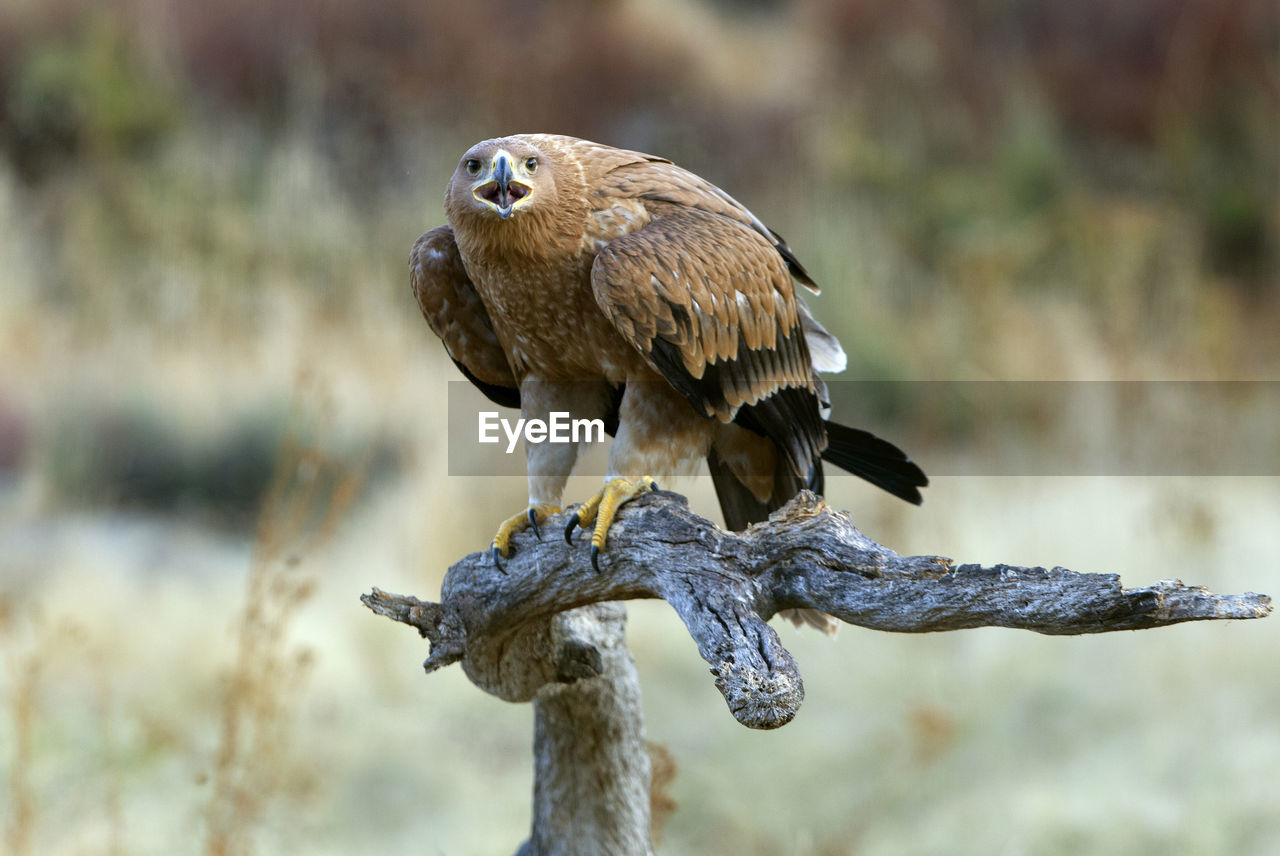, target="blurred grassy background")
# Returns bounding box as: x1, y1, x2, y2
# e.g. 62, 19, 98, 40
0, 0, 1276, 853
